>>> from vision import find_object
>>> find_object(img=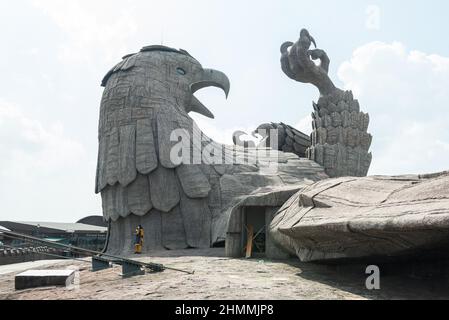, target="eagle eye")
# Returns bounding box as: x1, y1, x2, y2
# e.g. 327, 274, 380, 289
176, 67, 187, 75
